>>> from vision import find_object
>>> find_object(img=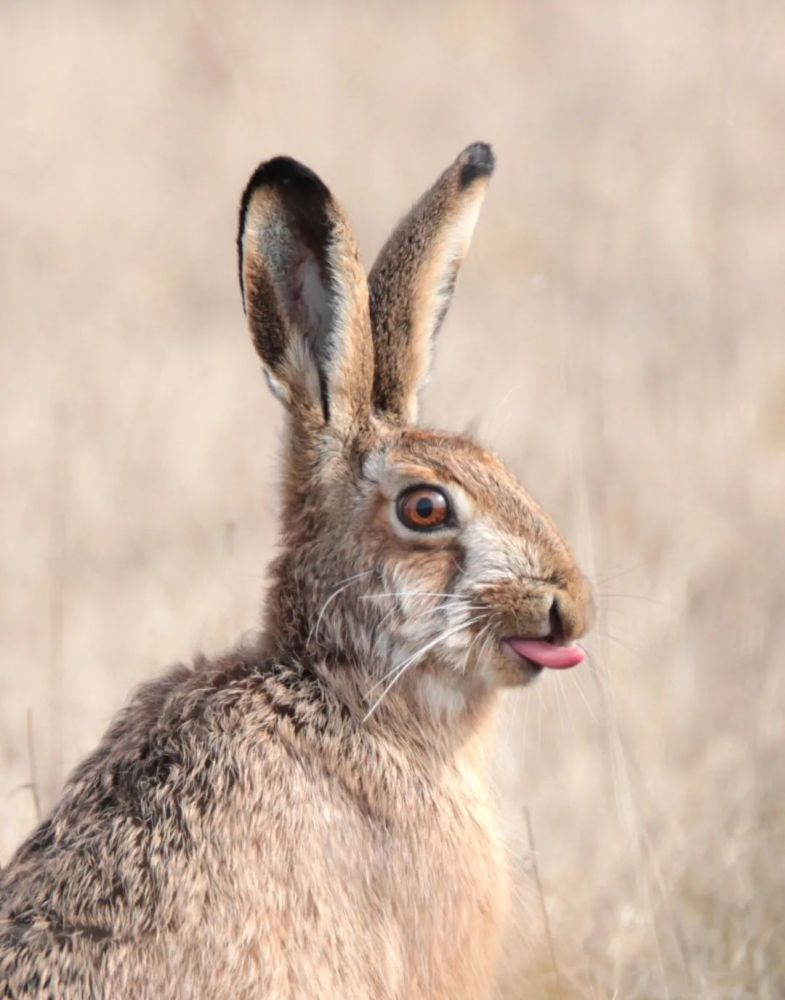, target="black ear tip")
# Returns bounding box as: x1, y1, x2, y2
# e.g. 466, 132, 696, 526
458, 142, 496, 189
241, 156, 330, 210
239, 156, 329, 240
237, 156, 331, 296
